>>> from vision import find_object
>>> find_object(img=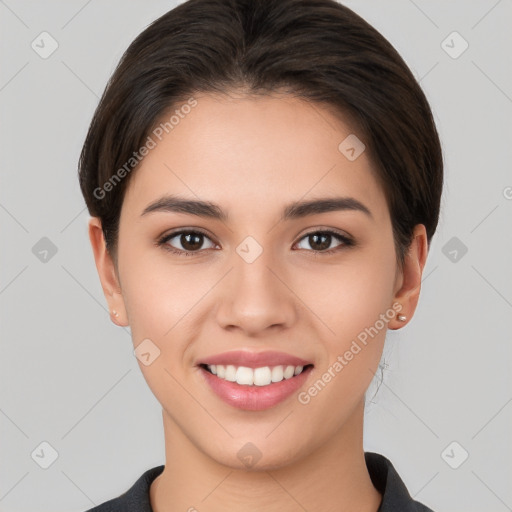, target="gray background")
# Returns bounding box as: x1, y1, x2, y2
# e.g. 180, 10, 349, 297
1, 1, 511, 511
